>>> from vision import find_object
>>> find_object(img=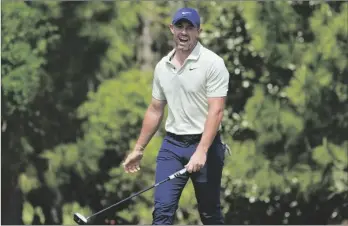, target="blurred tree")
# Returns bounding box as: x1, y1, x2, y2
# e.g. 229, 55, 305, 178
1, 2, 60, 224
2, 1, 142, 224
202, 1, 348, 224
32, 1, 146, 224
